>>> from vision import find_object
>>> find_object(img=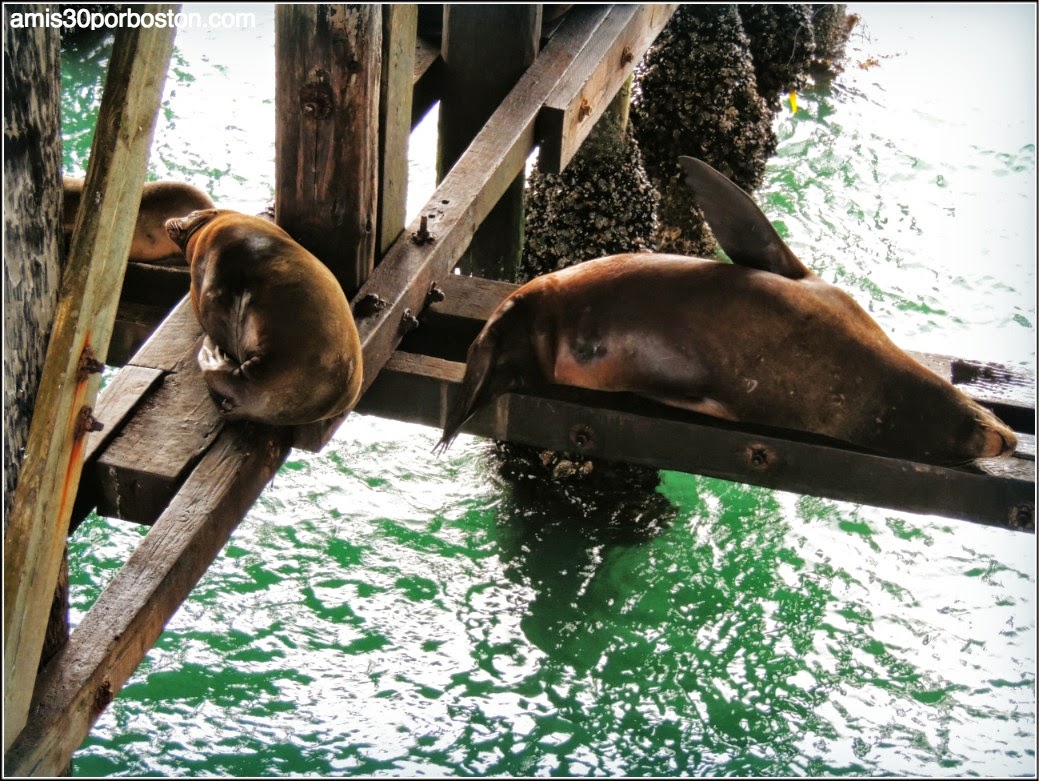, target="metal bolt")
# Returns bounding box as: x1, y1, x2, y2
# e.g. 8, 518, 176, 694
74, 406, 104, 439
569, 423, 596, 451
426, 281, 446, 306
745, 443, 776, 470
400, 309, 420, 333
